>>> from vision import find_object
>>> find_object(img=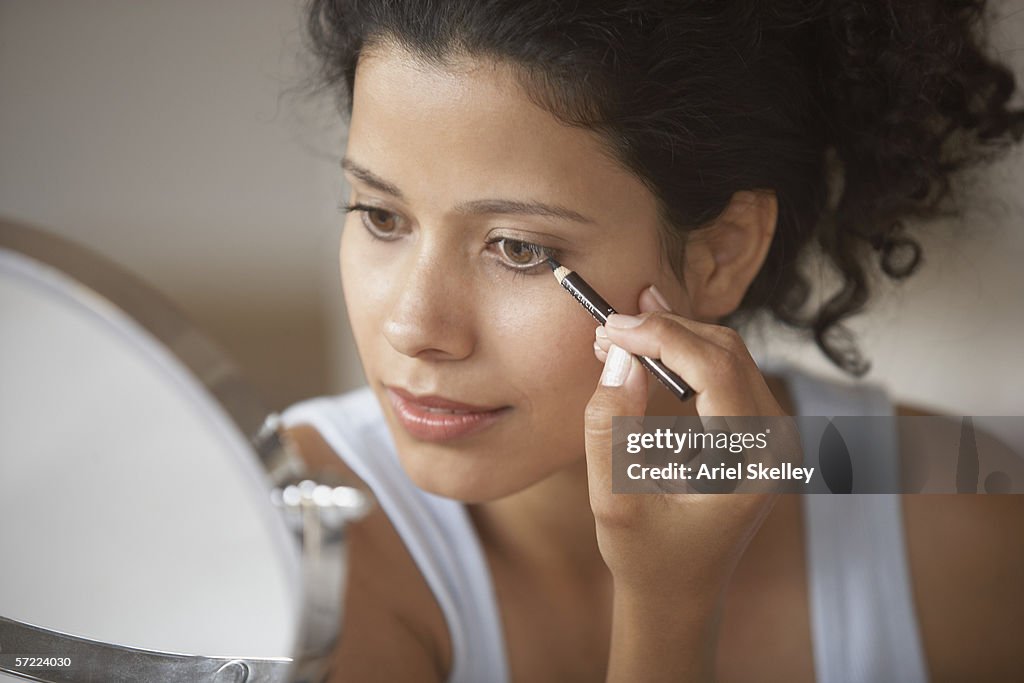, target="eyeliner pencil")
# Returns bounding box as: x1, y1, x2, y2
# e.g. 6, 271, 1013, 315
547, 257, 696, 401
